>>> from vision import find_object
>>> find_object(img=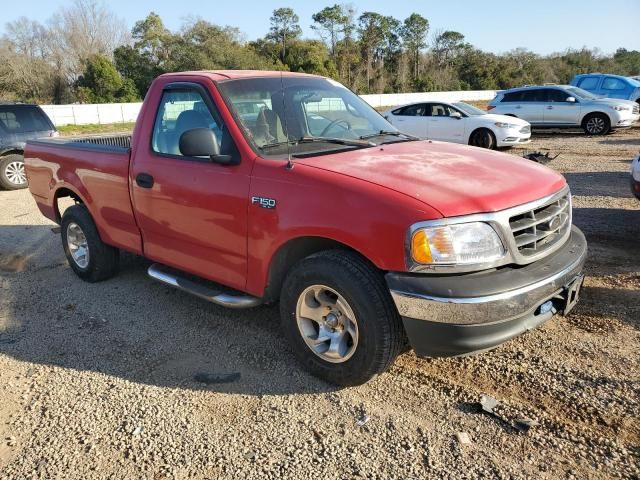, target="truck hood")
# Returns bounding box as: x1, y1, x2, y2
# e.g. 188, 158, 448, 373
296, 140, 566, 217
